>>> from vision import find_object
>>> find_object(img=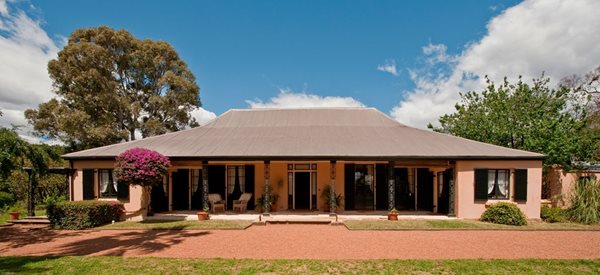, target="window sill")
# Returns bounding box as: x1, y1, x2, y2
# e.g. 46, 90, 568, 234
485, 200, 516, 207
